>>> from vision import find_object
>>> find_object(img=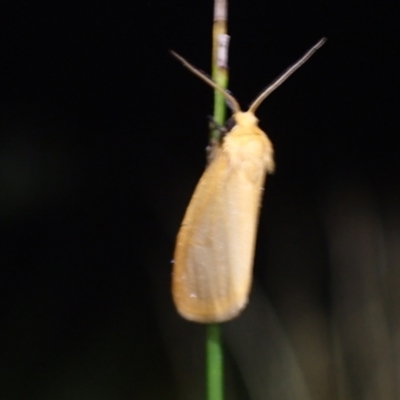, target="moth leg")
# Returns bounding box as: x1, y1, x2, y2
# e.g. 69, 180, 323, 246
207, 116, 227, 164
